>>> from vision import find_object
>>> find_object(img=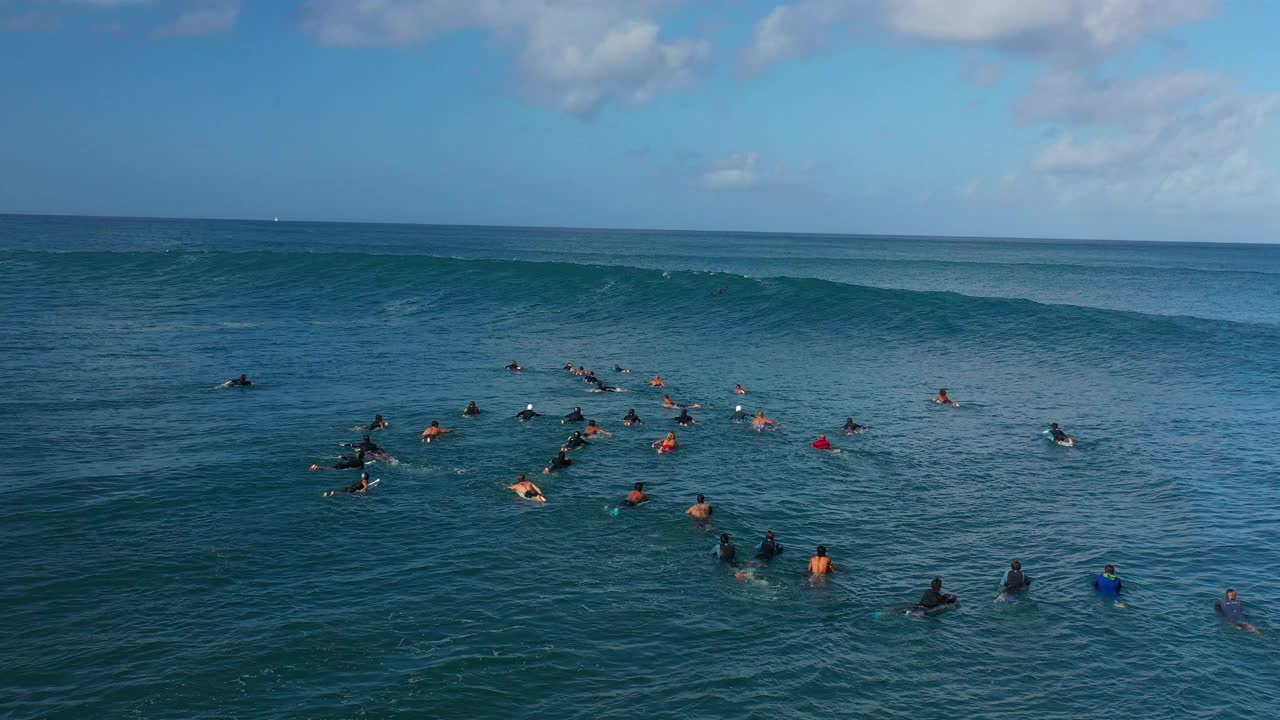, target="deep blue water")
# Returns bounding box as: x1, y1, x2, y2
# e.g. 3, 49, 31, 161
2, 215, 1279, 720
